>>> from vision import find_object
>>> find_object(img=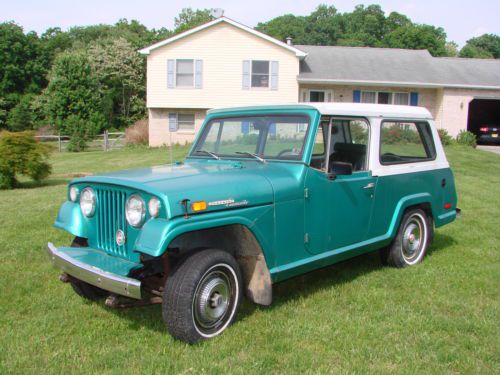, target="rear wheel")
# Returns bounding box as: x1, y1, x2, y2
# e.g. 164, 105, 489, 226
162, 249, 242, 344
381, 209, 431, 267
69, 237, 108, 301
